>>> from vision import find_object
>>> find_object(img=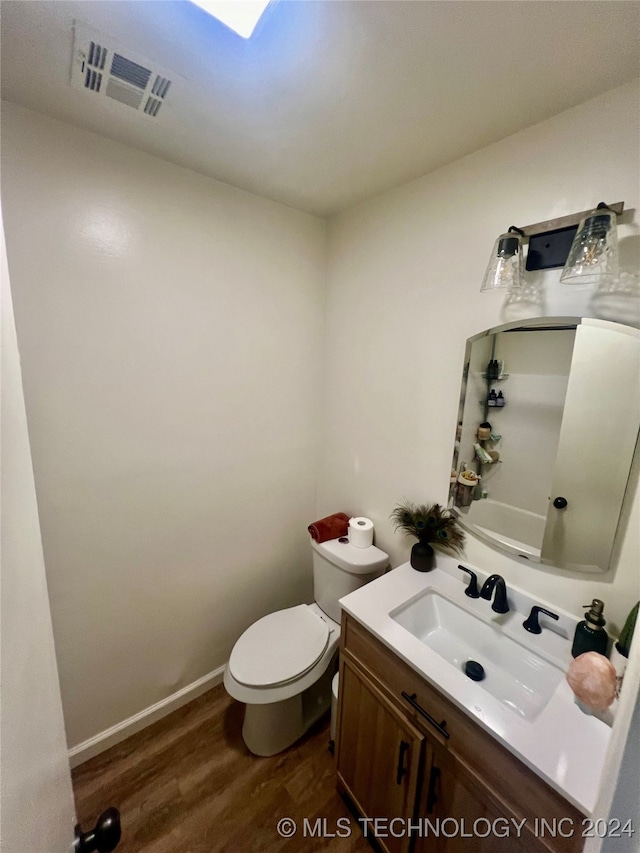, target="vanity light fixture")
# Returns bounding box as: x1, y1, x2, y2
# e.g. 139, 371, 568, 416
481, 201, 624, 293
560, 203, 620, 286
479, 226, 525, 293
